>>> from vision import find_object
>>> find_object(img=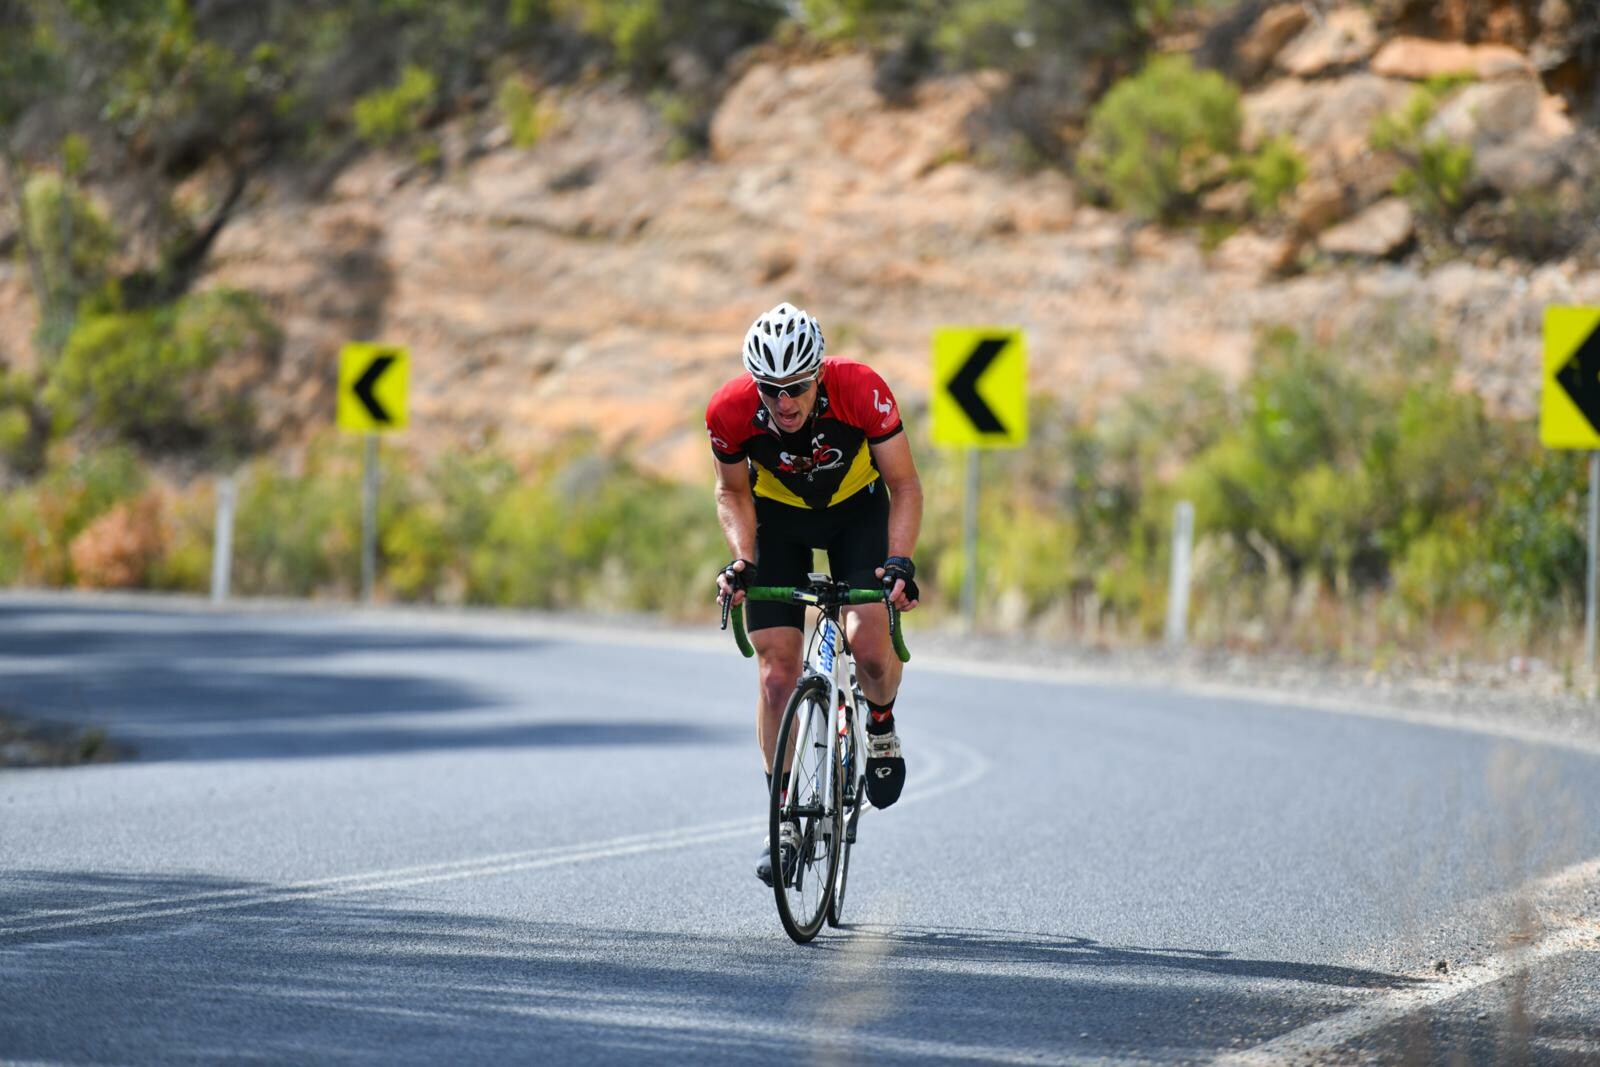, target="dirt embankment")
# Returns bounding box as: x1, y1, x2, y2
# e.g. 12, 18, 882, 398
2, 5, 1595, 478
